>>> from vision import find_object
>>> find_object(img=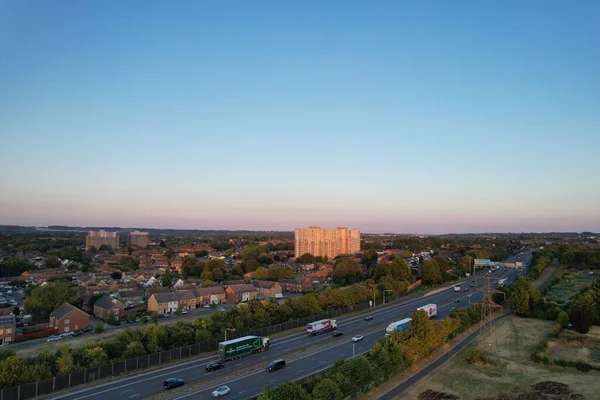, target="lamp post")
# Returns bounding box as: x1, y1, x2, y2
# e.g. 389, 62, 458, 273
383, 290, 393, 305
225, 328, 236, 342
